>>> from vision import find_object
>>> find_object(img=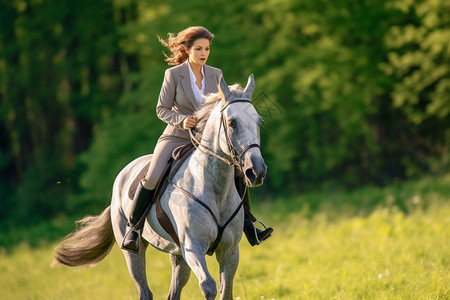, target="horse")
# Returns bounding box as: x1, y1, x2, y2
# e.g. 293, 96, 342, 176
52, 74, 267, 300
